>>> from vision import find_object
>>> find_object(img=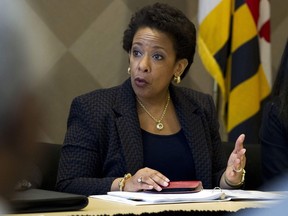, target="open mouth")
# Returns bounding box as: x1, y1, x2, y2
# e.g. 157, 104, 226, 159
134, 77, 149, 87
